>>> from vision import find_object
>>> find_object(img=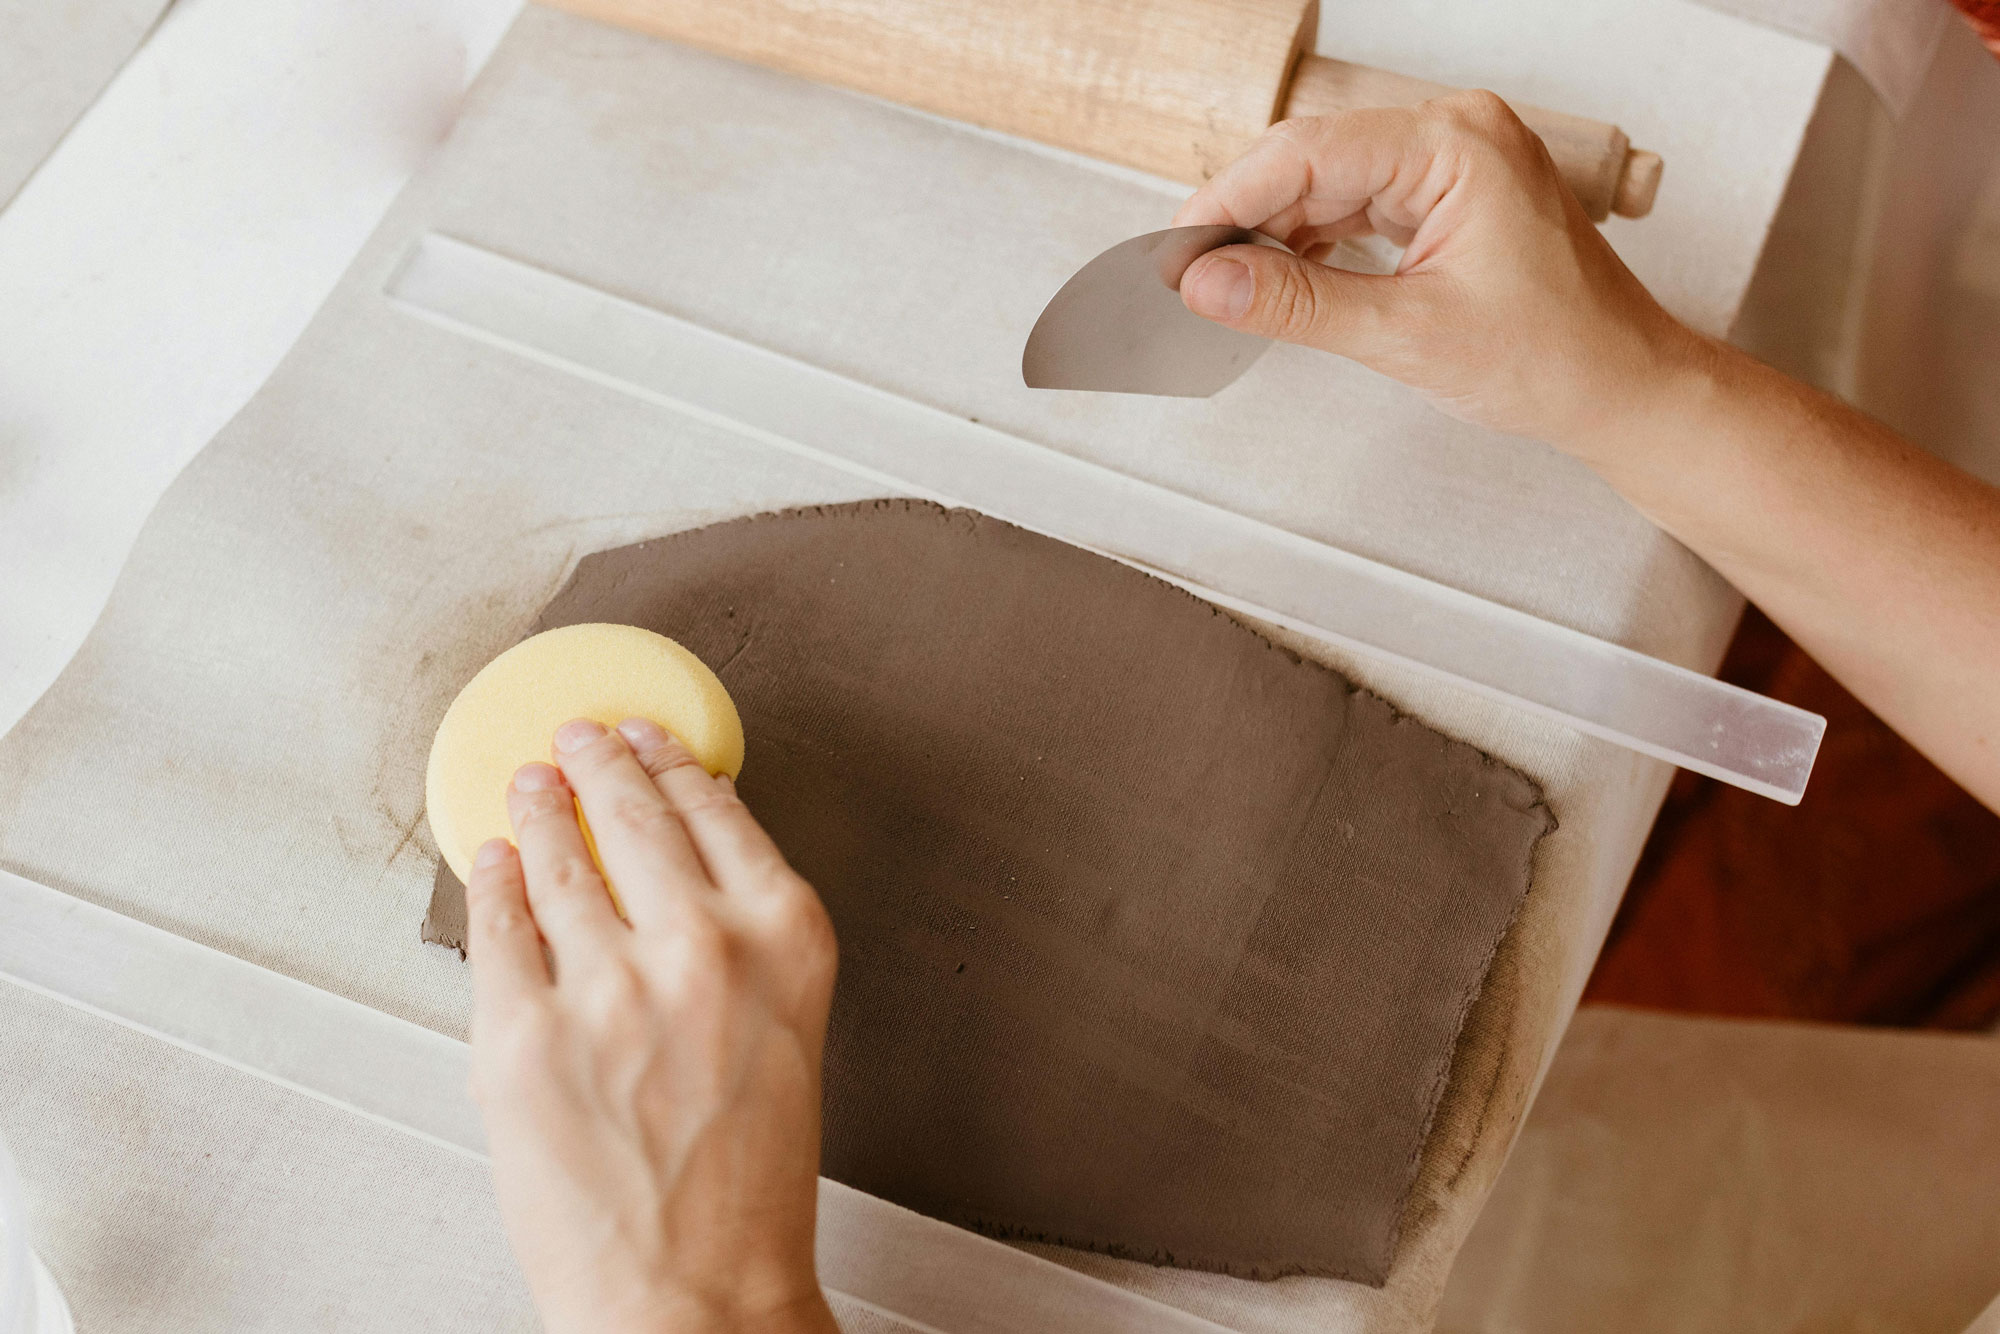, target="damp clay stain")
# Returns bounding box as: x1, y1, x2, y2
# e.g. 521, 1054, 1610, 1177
423, 497, 1551, 1284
